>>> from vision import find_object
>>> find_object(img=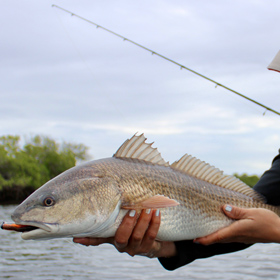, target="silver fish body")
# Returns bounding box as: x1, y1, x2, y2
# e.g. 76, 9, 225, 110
11, 134, 280, 241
